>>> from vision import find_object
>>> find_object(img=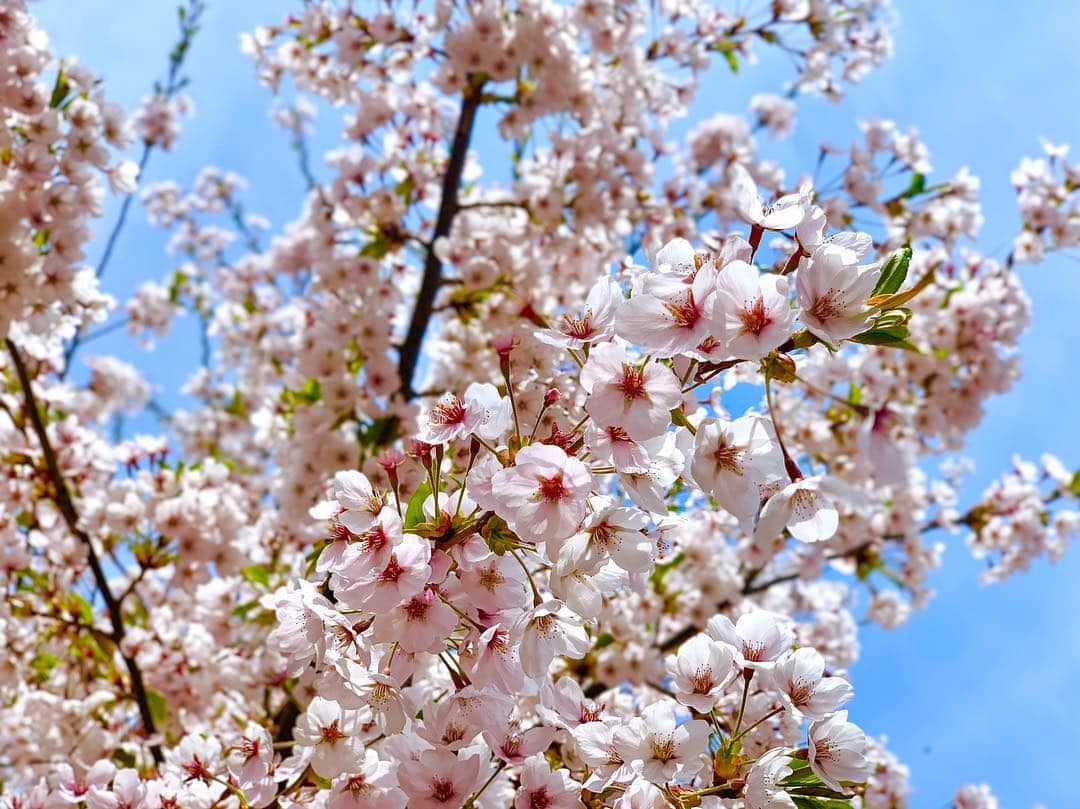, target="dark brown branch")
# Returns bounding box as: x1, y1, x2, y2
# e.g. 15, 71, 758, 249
396, 79, 485, 400
6, 339, 163, 763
